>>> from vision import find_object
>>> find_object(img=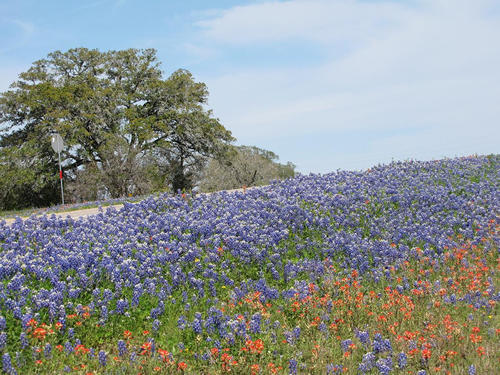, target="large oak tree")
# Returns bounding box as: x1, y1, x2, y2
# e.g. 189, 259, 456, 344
0, 48, 233, 209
